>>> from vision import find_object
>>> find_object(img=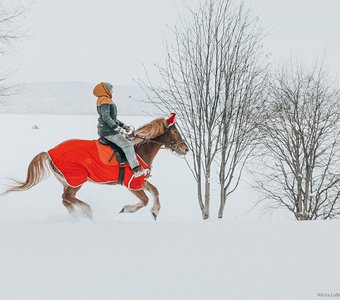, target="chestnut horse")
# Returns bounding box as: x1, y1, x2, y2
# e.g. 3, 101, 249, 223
3, 116, 189, 220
